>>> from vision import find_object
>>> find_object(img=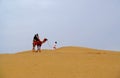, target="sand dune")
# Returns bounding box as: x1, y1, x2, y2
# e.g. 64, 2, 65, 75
0, 46, 120, 78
